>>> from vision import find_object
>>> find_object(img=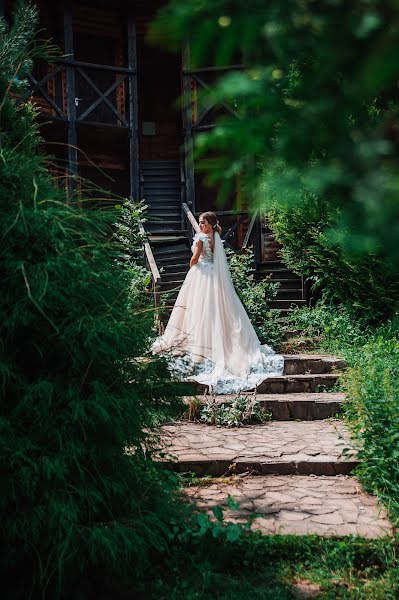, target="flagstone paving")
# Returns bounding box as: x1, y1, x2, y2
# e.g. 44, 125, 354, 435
158, 353, 393, 538
159, 421, 358, 476
185, 475, 392, 538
